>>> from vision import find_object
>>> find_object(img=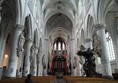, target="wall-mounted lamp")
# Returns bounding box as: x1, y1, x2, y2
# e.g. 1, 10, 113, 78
5, 54, 8, 58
